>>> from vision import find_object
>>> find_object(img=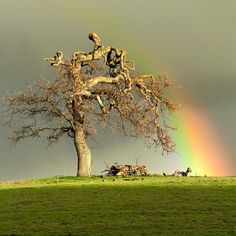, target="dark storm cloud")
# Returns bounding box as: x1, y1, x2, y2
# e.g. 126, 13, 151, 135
0, 0, 235, 180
